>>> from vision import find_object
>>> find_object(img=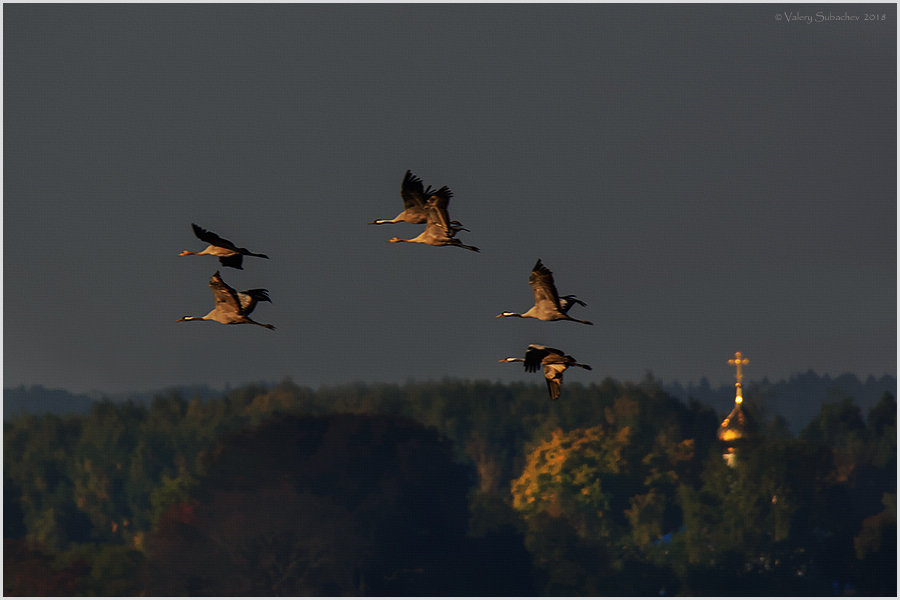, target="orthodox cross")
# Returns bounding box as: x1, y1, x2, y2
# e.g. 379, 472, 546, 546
728, 352, 749, 384
728, 352, 749, 404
